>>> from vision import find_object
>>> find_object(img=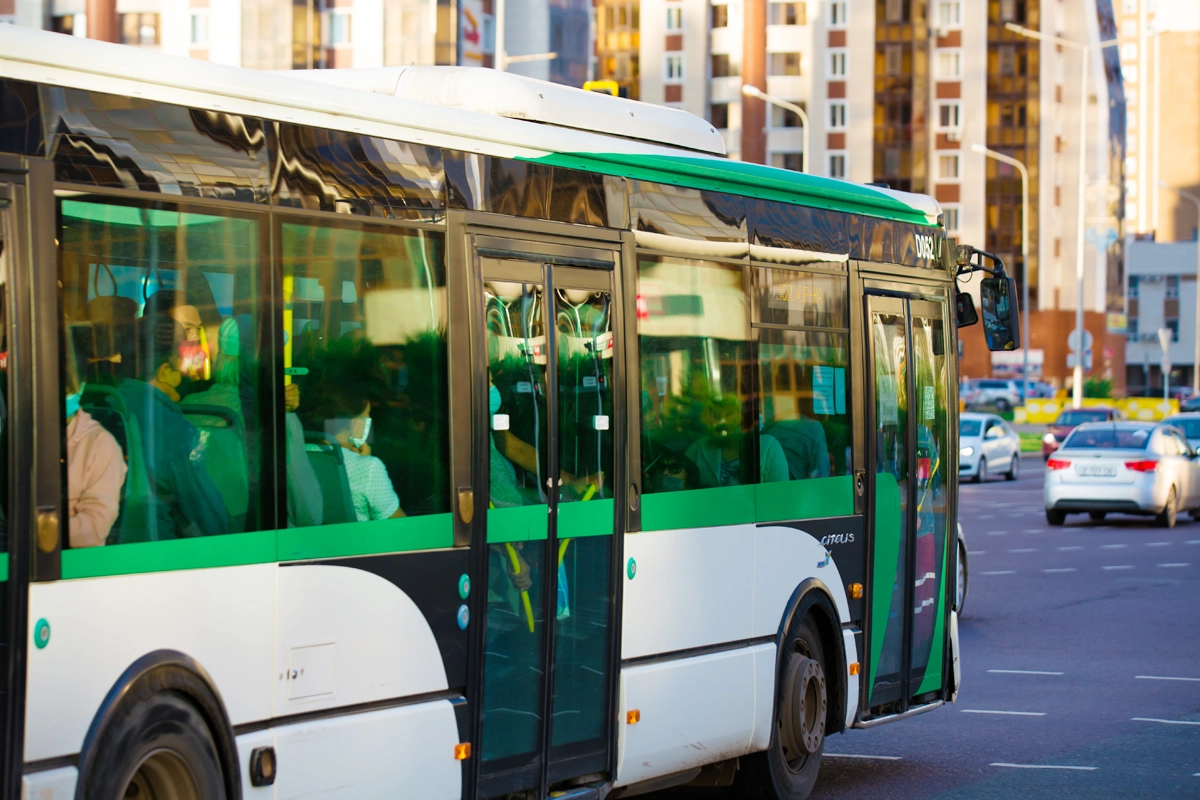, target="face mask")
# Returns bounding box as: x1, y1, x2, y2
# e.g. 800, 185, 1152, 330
659, 475, 684, 492
65, 383, 84, 420
489, 384, 502, 415
350, 416, 372, 449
